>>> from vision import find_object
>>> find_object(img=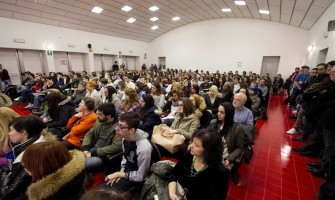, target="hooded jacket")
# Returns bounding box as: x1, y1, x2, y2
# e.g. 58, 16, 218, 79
26, 150, 85, 200
121, 129, 152, 183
